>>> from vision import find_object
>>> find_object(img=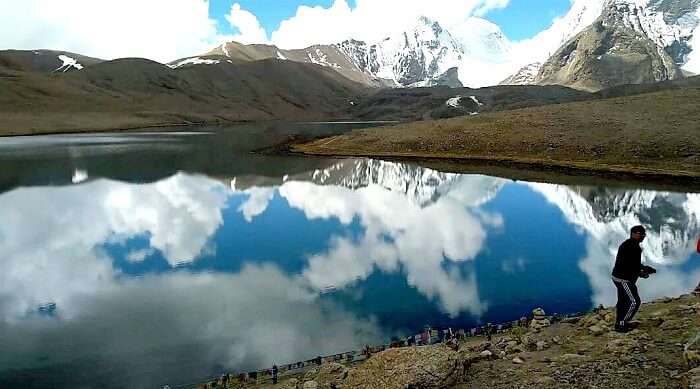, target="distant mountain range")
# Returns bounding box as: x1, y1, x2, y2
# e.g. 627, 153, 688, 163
164, 0, 695, 92
3, 0, 699, 93
1, 0, 700, 135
